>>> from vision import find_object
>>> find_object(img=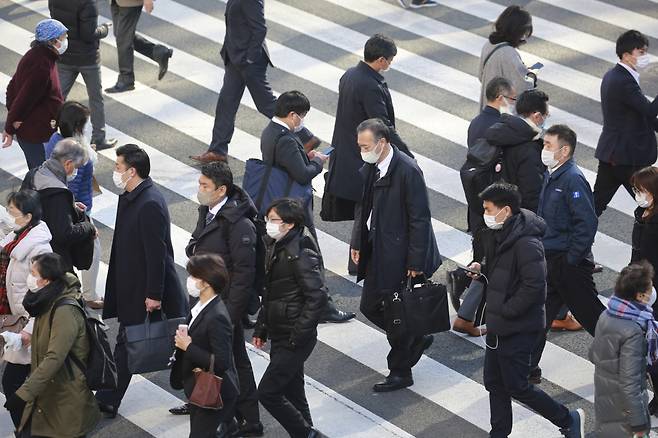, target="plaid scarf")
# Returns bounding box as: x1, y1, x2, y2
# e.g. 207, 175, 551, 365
607, 296, 658, 365
0, 226, 32, 315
